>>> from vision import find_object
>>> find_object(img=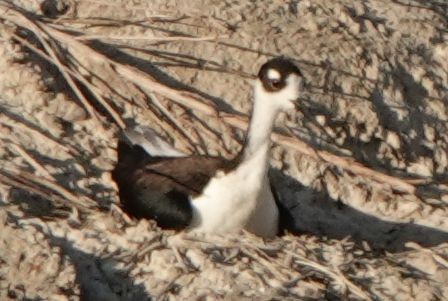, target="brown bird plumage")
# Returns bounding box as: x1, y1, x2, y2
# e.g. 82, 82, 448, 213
112, 141, 240, 229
